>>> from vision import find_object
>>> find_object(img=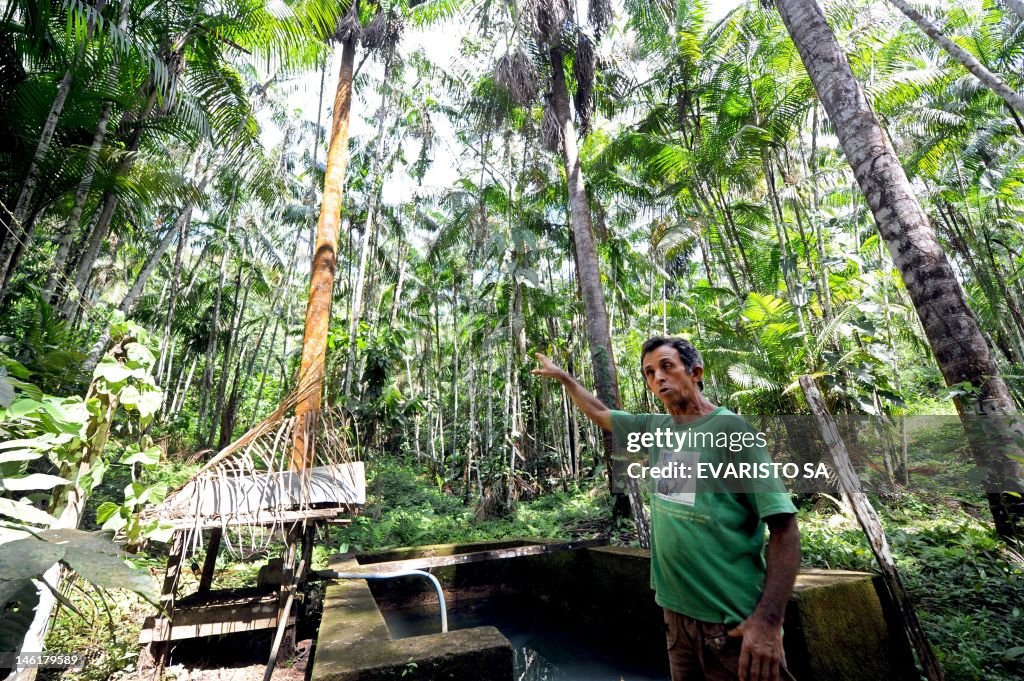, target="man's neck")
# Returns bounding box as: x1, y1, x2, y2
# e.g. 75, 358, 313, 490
666, 396, 717, 423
